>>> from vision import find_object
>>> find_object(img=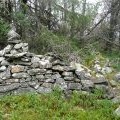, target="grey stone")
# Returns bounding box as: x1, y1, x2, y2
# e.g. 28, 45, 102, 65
68, 83, 82, 90
110, 80, 118, 87
5, 52, 27, 58
81, 80, 94, 91
14, 43, 23, 49
42, 83, 53, 88
31, 62, 40, 68
12, 72, 30, 79
28, 69, 46, 75
31, 56, 40, 63
3, 45, 12, 54
36, 87, 52, 94
0, 50, 5, 56
13, 87, 36, 95
75, 70, 91, 80
8, 40, 21, 44
36, 75, 44, 80
62, 72, 73, 77
21, 58, 30, 62
0, 67, 11, 80
114, 106, 120, 116
1, 60, 9, 66
45, 74, 52, 79
52, 65, 64, 71
0, 83, 20, 93
20, 82, 29, 88
112, 96, 120, 104
55, 78, 67, 90
0, 66, 6, 72
0, 57, 5, 62
52, 73, 61, 80
5, 79, 19, 84
64, 77, 74, 81
45, 78, 54, 83
115, 73, 120, 82
10, 50, 18, 55
92, 77, 108, 85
